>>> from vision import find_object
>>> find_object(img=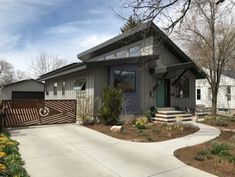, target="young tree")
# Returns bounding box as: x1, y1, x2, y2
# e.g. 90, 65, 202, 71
120, 16, 141, 33
0, 59, 14, 87
14, 70, 30, 81
31, 53, 67, 77
175, 1, 235, 115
